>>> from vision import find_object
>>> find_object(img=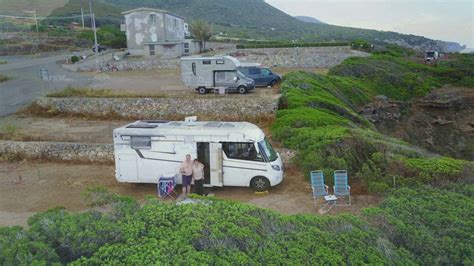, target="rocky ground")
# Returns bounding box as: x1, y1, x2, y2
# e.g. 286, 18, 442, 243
360, 86, 474, 161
